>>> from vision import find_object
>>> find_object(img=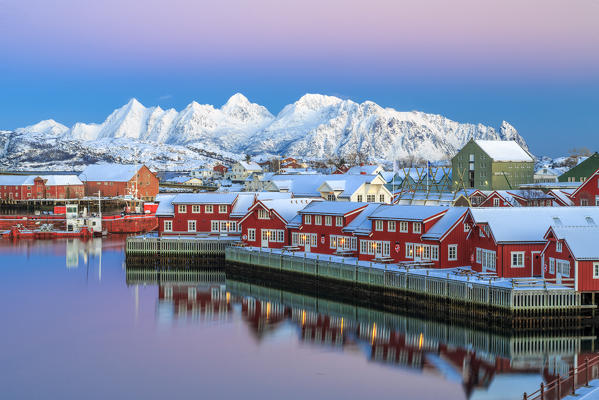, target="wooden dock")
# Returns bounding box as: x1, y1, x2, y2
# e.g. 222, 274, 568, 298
225, 246, 583, 313
126, 235, 240, 256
